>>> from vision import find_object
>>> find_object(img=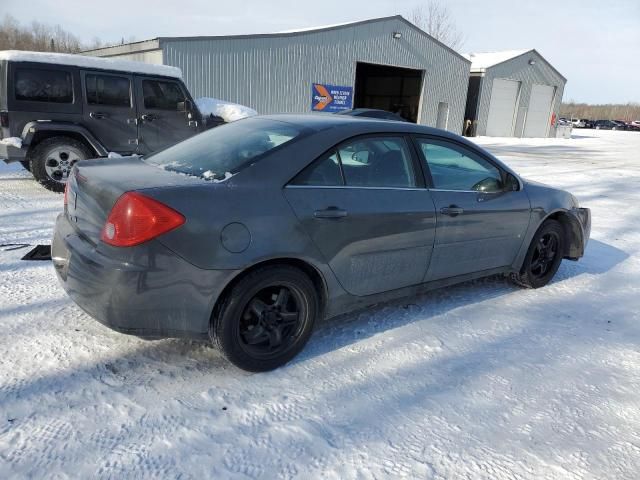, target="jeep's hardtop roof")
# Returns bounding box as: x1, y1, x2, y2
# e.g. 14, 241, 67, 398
0, 50, 182, 79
